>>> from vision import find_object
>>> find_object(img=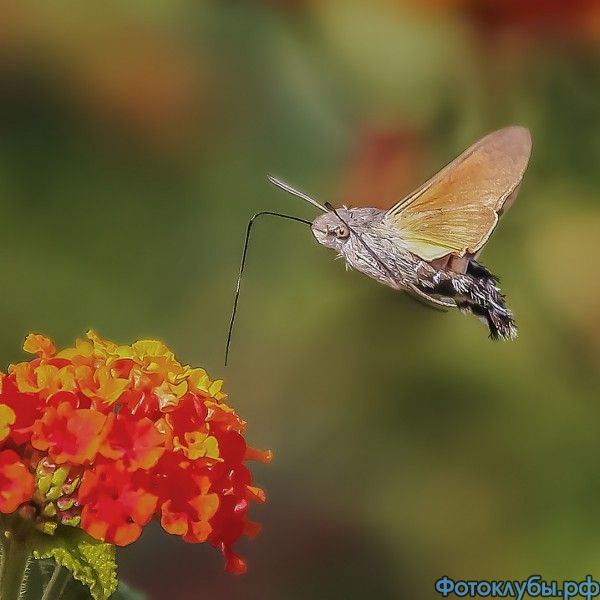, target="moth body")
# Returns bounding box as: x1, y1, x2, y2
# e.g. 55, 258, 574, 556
311, 207, 517, 339
311, 208, 419, 290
